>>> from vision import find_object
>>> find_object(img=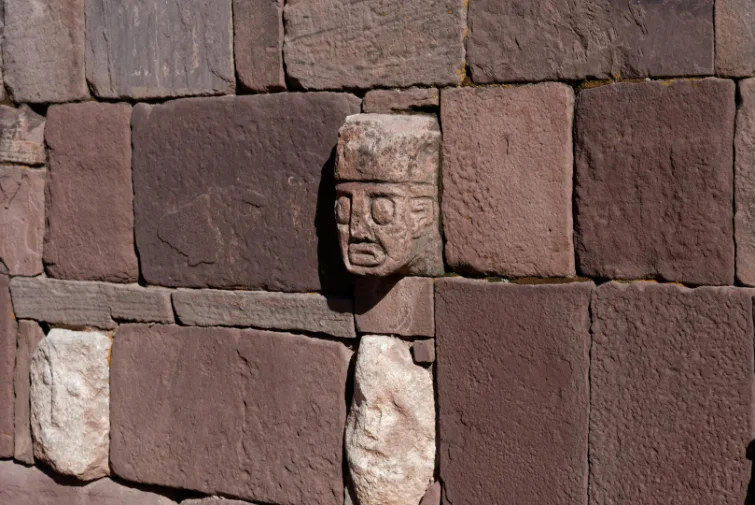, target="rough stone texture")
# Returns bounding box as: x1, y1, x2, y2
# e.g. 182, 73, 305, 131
31, 329, 111, 481
13, 321, 44, 465
183, 500, 255, 505
0, 166, 45, 277
45, 102, 138, 283
346, 335, 435, 505
467, 0, 714, 83
411, 339, 435, 365
442, 84, 575, 278
133, 93, 360, 293
172, 289, 356, 338
436, 278, 592, 505
234, 0, 285, 92
590, 282, 752, 505
3, 0, 88, 103
111, 324, 352, 505
86, 0, 234, 99
0, 274, 16, 458
355, 276, 434, 337
0, 461, 176, 505
284, 0, 465, 90
716, 0, 755, 76
575, 79, 735, 285
0, 106, 45, 166
363, 88, 439, 113
418, 481, 441, 505
10, 277, 174, 330
735, 79, 755, 285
